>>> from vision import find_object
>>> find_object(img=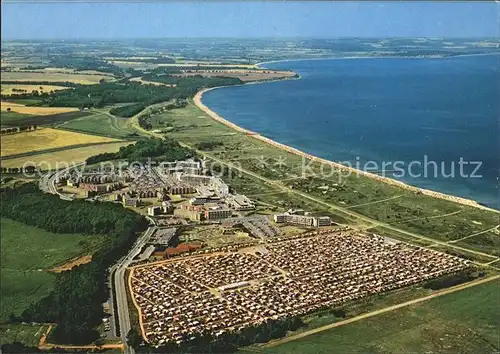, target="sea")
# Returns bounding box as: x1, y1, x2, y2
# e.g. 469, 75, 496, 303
202, 54, 500, 209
